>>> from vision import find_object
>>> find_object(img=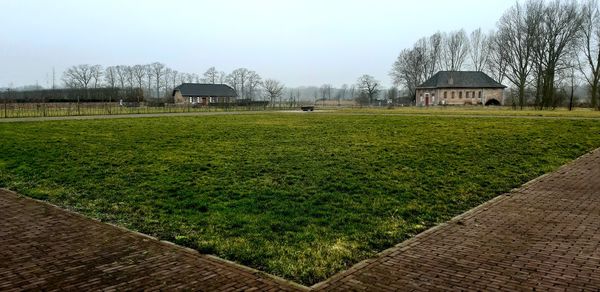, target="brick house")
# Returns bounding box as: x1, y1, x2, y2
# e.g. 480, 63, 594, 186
172, 83, 237, 105
415, 71, 506, 106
